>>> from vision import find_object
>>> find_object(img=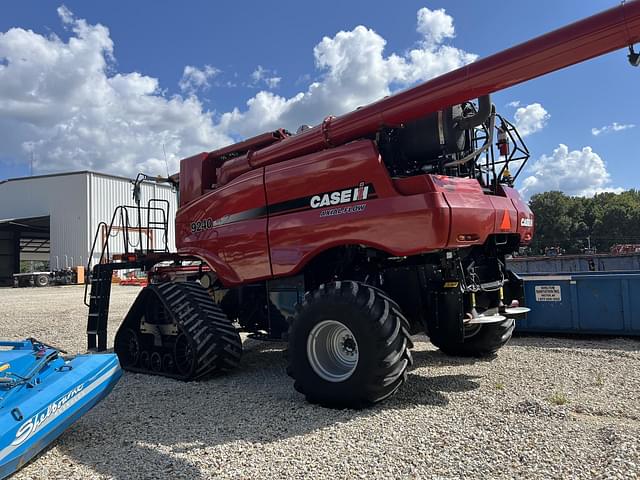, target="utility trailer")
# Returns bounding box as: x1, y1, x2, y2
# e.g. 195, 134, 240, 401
85, 3, 640, 408
13, 268, 80, 288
